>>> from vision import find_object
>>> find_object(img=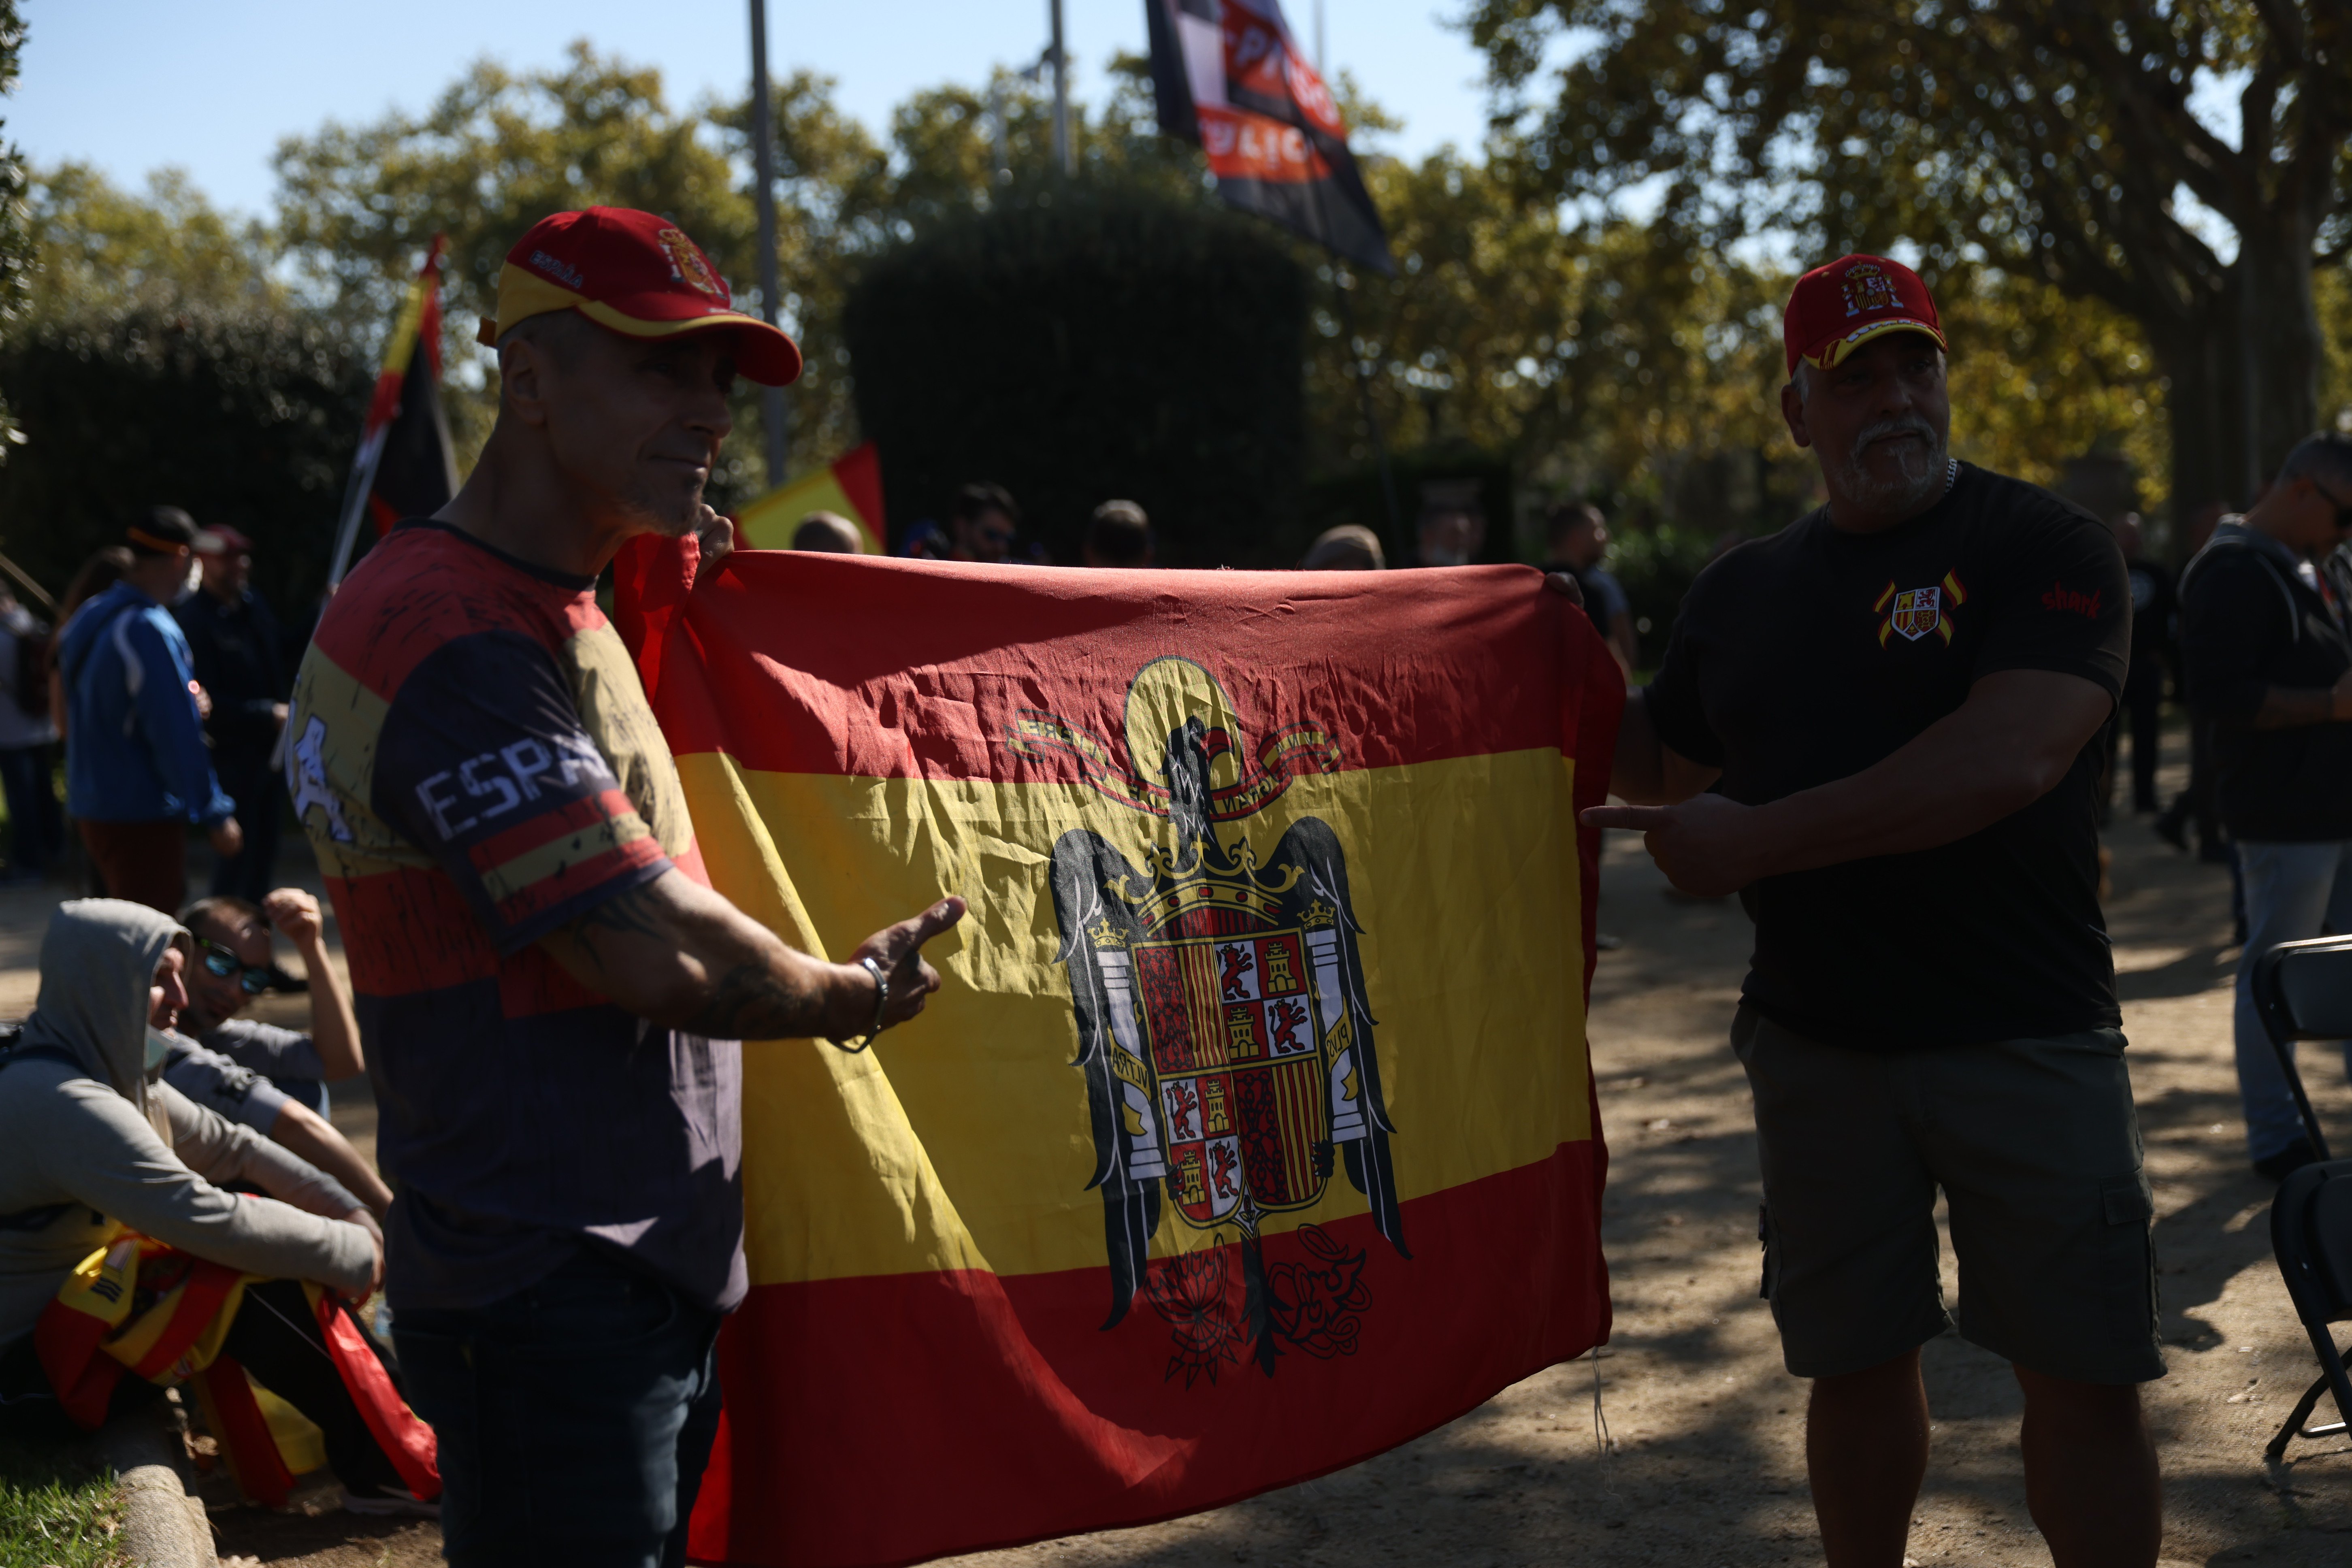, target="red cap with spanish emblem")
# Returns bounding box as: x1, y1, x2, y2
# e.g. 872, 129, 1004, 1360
475, 207, 803, 387
1782, 253, 1946, 379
